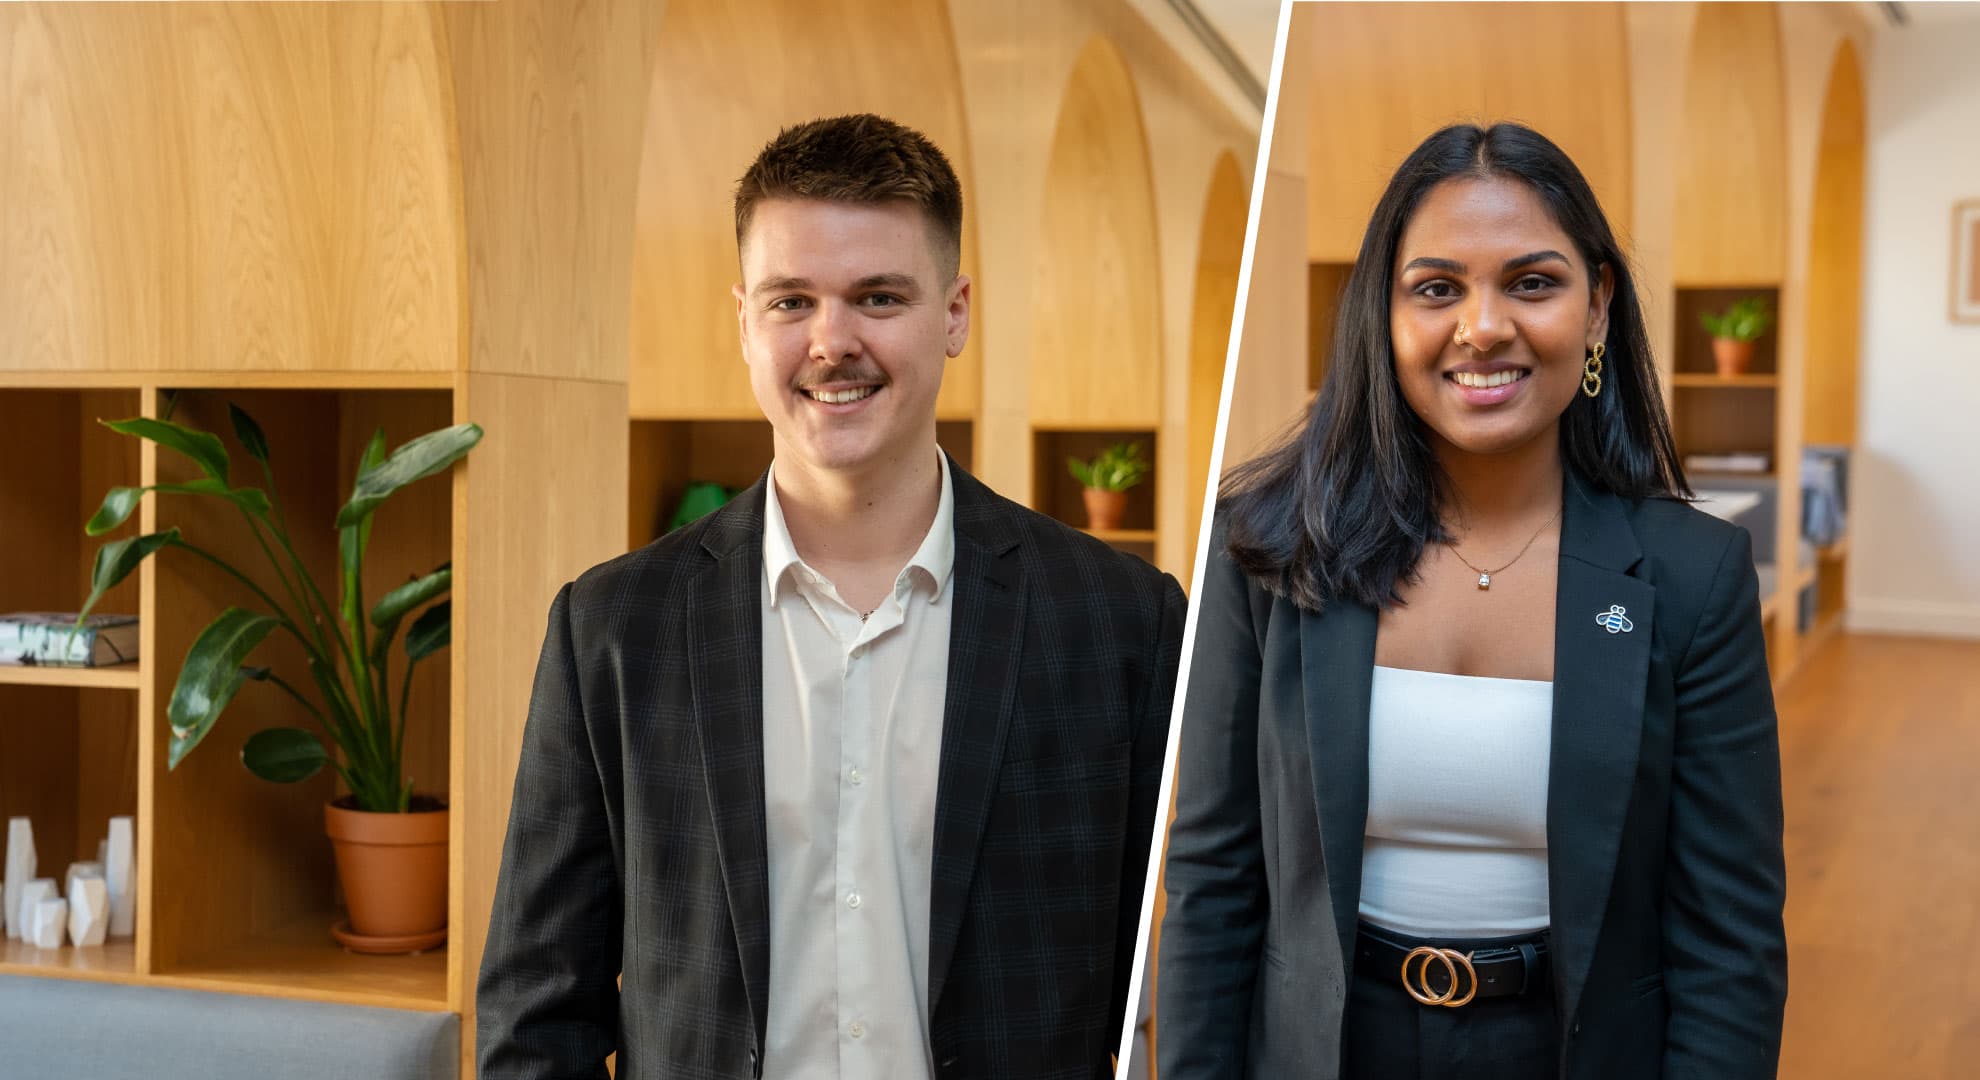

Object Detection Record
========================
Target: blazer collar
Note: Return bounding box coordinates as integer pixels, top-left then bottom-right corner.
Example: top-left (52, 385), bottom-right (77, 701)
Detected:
top-left (1306, 470), bottom-right (1653, 1032)
top-left (688, 458), bottom-right (1029, 1031)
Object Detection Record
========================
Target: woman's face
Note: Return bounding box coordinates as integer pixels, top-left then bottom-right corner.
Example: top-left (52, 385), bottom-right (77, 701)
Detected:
top-left (1388, 175), bottom-right (1613, 461)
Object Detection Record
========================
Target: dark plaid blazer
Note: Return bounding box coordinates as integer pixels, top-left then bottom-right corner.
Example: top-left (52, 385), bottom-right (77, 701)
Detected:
top-left (477, 458), bottom-right (1186, 1080)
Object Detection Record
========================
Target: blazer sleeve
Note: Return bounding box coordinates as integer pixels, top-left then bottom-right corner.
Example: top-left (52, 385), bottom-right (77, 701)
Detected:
top-left (476, 582), bottom-right (623, 1079)
top-left (1662, 527), bottom-right (1789, 1077)
top-left (1113, 571), bottom-right (1188, 1050)
top-left (1156, 528), bottom-right (1268, 1076)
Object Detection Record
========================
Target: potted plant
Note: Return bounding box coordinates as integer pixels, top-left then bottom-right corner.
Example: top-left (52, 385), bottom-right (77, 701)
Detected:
top-left (76, 402), bottom-right (482, 954)
top-left (1699, 297), bottom-right (1774, 377)
top-left (1067, 441), bottom-right (1151, 532)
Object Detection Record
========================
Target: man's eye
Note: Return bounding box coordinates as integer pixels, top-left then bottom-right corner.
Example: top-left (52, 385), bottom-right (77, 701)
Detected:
top-left (771, 297), bottom-right (809, 312)
top-left (862, 294), bottom-right (903, 308)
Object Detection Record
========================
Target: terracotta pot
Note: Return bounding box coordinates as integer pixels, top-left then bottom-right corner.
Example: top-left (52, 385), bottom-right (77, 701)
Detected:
top-left (1712, 337), bottom-right (1756, 377)
top-left (324, 796), bottom-right (448, 944)
top-left (1082, 487), bottom-right (1128, 531)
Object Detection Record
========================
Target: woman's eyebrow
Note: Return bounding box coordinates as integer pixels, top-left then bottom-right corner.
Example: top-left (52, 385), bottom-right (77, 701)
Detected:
top-left (1504, 249), bottom-right (1571, 271)
top-left (1400, 256), bottom-right (1465, 274)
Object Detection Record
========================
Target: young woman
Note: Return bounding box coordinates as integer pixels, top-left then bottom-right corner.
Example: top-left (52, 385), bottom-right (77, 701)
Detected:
top-left (1156, 124), bottom-right (1787, 1078)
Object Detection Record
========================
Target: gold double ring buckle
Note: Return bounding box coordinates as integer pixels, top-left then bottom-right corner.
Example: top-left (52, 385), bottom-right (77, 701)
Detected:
top-left (1401, 946), bottom-right (1478, 1007)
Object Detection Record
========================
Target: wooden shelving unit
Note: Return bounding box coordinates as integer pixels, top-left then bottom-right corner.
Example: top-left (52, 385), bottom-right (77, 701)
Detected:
top-left (0, 380), bottom-right (457, 1012)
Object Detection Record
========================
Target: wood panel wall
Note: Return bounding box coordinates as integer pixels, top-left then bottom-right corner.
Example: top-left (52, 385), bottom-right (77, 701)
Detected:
top-left (1303, 2), bottom-right (1635, 264)
top-left (0, 5), bottom-right (463, 375)
top-left (628, 0), bottom-right (980, 420)
top-left (1675, 2), bottom-right (1789, 286)
top-left (1028, 36), bottom-right (1164, 429)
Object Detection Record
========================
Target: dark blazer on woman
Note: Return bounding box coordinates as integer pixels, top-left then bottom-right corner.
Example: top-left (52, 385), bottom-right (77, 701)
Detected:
top-left (477, 461), bottom-right (1185, 1080)
top-left (1157, 470), bottom-right (1787, 1079)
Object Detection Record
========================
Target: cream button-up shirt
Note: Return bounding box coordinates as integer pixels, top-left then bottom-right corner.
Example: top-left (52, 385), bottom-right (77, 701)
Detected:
top-left (758, 452), bottom-right (955, 1080)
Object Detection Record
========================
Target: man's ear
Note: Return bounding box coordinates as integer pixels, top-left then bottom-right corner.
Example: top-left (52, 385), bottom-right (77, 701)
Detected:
top-left (945, 274), bottom-right (972, 358)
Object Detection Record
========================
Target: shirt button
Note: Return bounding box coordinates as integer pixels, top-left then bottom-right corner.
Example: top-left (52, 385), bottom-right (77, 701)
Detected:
top-left (848, 767), bottom-right (863, 786)
top-left (849, 1020), bottom-right (866, 1039)
top-left (846, 891), bottom-right (862, 909)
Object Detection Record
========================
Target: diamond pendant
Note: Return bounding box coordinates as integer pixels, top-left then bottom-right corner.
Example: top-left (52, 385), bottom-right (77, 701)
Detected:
top-left (1477, 573), bottom-right (1491, 590)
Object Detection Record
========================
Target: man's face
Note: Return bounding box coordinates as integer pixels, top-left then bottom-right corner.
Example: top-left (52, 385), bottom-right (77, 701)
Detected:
top-left (734, 198), bottom-right (969, 478)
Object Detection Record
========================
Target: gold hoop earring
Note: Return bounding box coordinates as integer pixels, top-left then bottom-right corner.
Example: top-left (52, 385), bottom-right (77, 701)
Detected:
top-left (1581, 342), bottom-right (1605, 398)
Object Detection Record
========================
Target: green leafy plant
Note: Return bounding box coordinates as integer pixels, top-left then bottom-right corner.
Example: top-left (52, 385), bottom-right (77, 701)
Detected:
top-left (1067, 441), bottom-right (1152, 492)
top-left (77, 403), bottom-right (483, 813)
top-left (1699, 297), bottom-right (1774, 342)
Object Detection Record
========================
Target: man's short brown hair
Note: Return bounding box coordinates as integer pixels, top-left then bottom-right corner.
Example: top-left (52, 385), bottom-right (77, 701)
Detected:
top-left (735, 114), bottom-right (964, 280)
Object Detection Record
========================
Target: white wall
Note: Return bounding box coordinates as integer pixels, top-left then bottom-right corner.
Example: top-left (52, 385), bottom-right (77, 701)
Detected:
top-left (1851, 12), bottom-right (1980, 639)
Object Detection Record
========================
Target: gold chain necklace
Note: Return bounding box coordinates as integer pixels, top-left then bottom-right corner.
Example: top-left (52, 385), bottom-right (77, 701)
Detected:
top-left (1448, 506), bottom-right (1562, 590)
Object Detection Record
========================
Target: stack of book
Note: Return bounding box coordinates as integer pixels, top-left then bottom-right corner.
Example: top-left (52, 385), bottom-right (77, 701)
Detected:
top-left (0, 613), bottom-right (139, 668)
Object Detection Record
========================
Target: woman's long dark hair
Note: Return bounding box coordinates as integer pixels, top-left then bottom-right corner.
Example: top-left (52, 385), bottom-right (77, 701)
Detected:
top-left (1223, 122), bottom-right (1688, 611)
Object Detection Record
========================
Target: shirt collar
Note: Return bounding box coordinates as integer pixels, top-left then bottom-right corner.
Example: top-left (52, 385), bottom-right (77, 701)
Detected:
top-left (762, 448), bottom-right (956, 606)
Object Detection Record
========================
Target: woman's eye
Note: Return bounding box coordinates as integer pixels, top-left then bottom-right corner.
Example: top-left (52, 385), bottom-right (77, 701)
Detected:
top-left (1511, 274), bottom-right (1558, 294)
top-left (1414, 280), bottom-right (1458, 300)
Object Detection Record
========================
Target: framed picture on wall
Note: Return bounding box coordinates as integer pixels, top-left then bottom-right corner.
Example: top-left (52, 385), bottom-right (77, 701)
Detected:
top-left (1955, 199), bottom-right (1980, 324)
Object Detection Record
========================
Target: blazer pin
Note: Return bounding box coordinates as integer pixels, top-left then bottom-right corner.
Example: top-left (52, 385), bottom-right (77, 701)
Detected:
top-left (1596, 605), bottom-right (1634, 634)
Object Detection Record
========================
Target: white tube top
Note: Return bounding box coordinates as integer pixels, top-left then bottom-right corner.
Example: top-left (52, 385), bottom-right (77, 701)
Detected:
top-left (1357, 665), bottom-right (1554, 938)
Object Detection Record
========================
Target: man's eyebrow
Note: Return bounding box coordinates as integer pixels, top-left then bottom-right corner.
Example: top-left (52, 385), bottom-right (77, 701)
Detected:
top-left (750, 275), bottom-right (812, 298)
top-left (749, 273), bottom-right (923, 298)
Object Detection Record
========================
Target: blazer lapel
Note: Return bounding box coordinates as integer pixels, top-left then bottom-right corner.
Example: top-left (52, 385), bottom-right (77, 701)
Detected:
top-left (1547, 473), bottom-right (1653, 1028)
top-left (1303, 598), bottom-right (1378, 979)
top-left (926, 465), bottom-right (1026, 1014)
top-left (686, 482), bottom-right (772, 1046)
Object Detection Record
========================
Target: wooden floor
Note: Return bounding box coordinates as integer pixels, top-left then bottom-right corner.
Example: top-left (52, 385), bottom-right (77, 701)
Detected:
top-left (1778, 632), bottom-right (1980, 1078)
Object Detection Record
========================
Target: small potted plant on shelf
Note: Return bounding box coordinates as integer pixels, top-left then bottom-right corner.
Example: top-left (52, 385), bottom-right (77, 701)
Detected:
top-left (1699, 296), bottom-right (1774, 377)
top-left (76, 402), bottom-right (482, 955)
top-left (1067, 441), bottom-right (1151, 532)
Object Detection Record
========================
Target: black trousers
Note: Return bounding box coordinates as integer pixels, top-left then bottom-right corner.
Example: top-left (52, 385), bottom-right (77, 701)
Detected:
top-left (1341, 925), bottom-right (1561, 1080)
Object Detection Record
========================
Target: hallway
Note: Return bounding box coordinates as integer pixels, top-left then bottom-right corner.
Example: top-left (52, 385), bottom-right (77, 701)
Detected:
top-left (1778, 632), bottom-right (1980, 1076)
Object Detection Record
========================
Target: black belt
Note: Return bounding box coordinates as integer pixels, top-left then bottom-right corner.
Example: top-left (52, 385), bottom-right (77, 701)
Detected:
top-left (1355, 923), bottom-right (1551, 1007)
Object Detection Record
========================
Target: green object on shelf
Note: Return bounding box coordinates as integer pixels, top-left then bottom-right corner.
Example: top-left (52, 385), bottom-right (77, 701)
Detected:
top-left (1067, 441), bottom-right (1151, 492)
top-left (77, 401), bottom-right (482, 813)
top-left (669, 481), bottom-right (735, 531)
top-left (1699, 296), bottom-right (1774, 342)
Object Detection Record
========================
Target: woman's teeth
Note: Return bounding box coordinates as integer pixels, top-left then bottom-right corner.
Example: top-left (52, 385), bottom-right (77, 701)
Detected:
top-left (1451, 369), bottom-right (1527, 389)
top-left (806, 386), bottom-right (878, 404)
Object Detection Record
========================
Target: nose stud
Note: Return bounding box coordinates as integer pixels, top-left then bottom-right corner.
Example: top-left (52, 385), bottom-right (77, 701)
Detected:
top-left (1453, 319), bottom-right (1472, 349)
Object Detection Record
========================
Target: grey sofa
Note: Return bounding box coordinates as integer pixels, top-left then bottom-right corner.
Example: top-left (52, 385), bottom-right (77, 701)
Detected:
top-left (0, 974), bottom-right (458, 1079)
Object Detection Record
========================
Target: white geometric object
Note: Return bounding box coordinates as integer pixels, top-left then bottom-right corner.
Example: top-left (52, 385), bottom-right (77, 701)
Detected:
top-left (18, 878), bottom-right (57, 944)
top-left (4, 817), bottom-right (34, 940)
top-left (65, 861), bottom-right (104, 896)
top-left (105, 816), bottom-right (135, 938)
top-left (29, 896), bottom-right (68, 949)
top-left (67, 876), bottom-right (109, 947)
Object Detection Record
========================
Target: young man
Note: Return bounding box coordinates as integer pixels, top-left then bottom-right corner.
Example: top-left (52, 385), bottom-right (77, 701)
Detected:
top-left (477, 115), bottom-right (1185, 1079)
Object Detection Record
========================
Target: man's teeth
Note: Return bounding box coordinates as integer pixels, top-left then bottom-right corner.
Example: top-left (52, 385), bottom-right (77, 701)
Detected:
top-left (1451, 369), bottom-right (1527, 389)
top-left (806, 386), bottom-right (878, 404)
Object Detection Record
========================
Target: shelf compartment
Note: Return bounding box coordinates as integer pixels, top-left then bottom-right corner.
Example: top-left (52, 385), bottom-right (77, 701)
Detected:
top-left (1033, 429), bottom-right (1157, 563)
top-left (1673, 286), bottom-right (1782, 376)
top-left (144, 387), bottom-right (454, 986)
top-left (628, 419), bottom-right (975, 551)
top-left (0, 683), bottom-right (141, 933)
